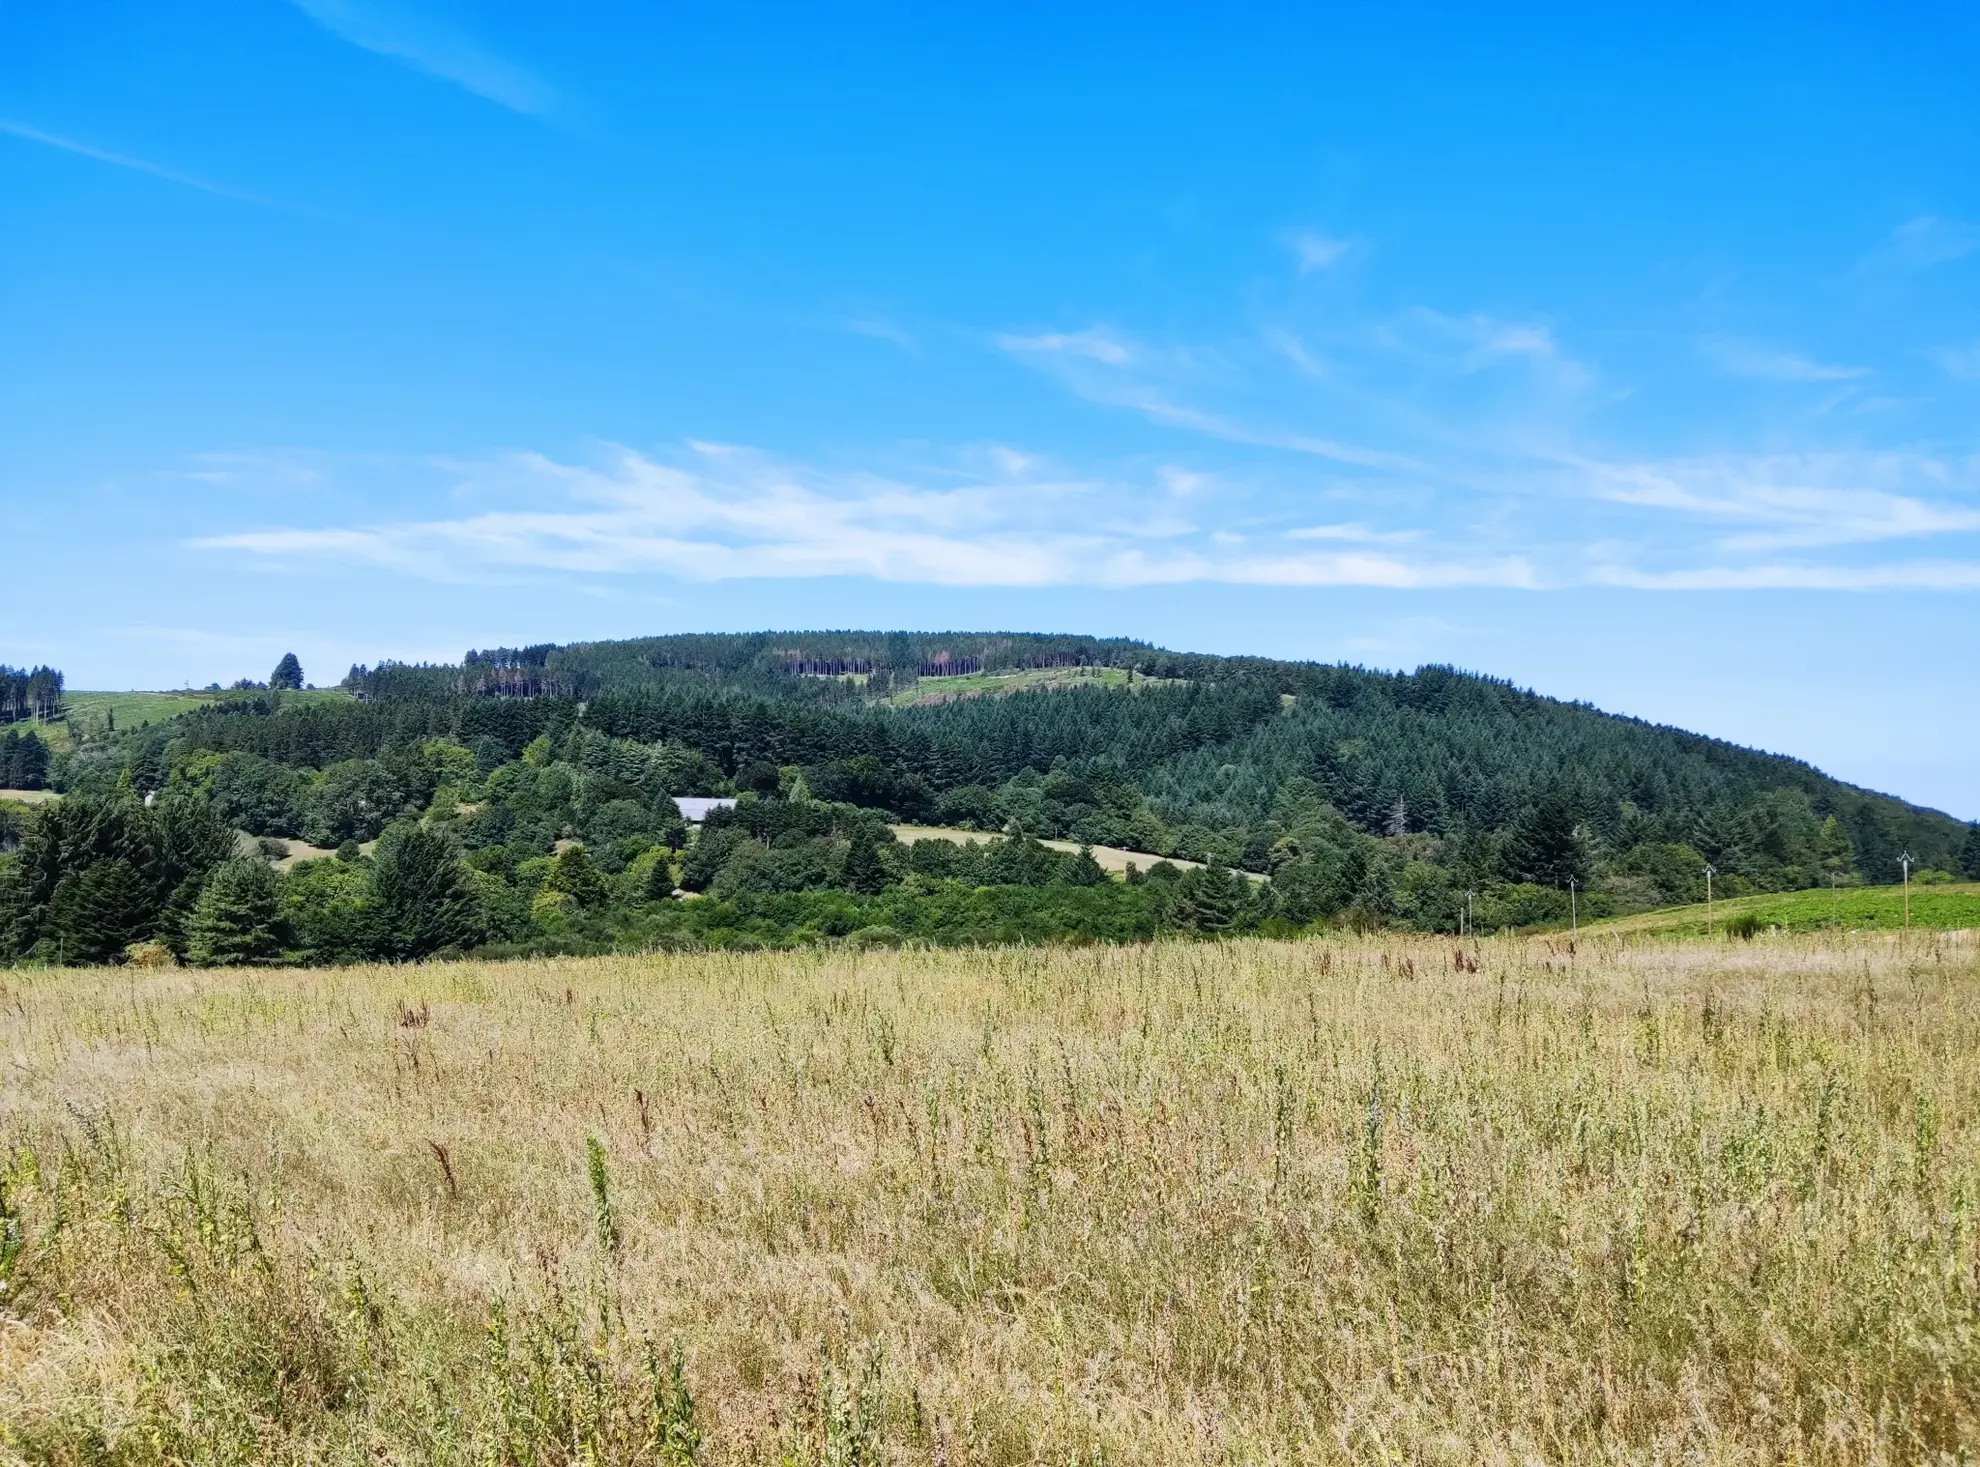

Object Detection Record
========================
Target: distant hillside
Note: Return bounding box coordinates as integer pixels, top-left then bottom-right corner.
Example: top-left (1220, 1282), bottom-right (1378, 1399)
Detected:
top-left (8, 629), bottom-right (1969, 967)
top-left (338, 629), bottom-right (1968, 885)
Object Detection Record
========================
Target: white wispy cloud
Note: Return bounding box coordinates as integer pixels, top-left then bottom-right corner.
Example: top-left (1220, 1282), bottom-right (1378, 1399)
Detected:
top-left (1572, 451), bottom-right (1980, 551)
top-left (996, 328), bottom-right (1135, 366)
top-left (1591, 561), bottom-right (1980, 591)
top-left (1702, 336), bottom-right (1871, 382)
top-left (1374, 308), bottom-right (1589, 386)
top-left (998, 325), bottom-right (1422, 471)
top-left (0, 118), bottom-right (281, 208)
top-left (189, 443), bottom-right (1537, 590)
top-left (1930, 343), bottom-right (1980, 380)
top-left (1858, 214), bottom-right (1980, 274)
top-left (160, 451), bottom-right (333, 490)
top-left (1284, 229), bottom-right (1351, 274)
top-left (841, 316), bottom-right (916, 349)
top-left (292, 0), bottom-right (557, 115)
top-left (1286, 522), bottom-right (1423, 544)
top-left (188, 436), bottom-right (1980, 596)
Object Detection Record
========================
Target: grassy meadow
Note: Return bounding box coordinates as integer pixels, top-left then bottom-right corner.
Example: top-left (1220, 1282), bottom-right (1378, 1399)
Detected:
top-left (889, 666), bottom-right (1167, 706)
top-left (2, 933), bottom-right (1978, 1464)
top-left (37, 690), bottom-right (356, 750)
top-left (1591, 881), bottom-right (1980, 939)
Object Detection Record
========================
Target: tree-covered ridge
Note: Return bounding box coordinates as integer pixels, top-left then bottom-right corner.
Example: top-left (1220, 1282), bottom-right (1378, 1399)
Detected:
top-left (345, 629), bottom-right (1197, 702)
top-left (3, 631), bottom-right (1974, 967)
top-left (341, 627), bottom-right (1963, 874)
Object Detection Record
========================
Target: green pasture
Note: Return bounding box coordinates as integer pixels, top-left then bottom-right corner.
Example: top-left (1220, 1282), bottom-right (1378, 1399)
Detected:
top-left (34, 689), bottom-right (351, 749)
top-left (1590, 880), bottom-right (1980, 937)
top-left (892, 664), bottom-right (1183, 705)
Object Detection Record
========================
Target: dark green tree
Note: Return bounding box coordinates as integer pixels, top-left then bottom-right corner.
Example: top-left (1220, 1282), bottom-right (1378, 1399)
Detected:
top-left (678, 826), bottom-right (742, 892)
top-left (839, 824), bottom-right (890, 895)
top-left (150, 791), bottom-right (240, 951)
top-left (44, 860), bottom-right (155, 964)
top-left (269, 653), bottom-right (304, 691)
top-left (1172, 862), bottom-right (1244, 934)
top-left (201, 752), bottom-right (308, 837)
top-left (186, 858), bottom-right (283, 966)
top-left (368, 823), bottom-right (480, 960)
top-left (1963, 823), bottom-right (1980, 881)
top-left (1815, 816), bottom-right (1857, 883)
top-left (736, 760), bottom-right (782, 796)
top-left (1505, 794), bottom-right (1592, 889)
top-left (304, 760), bottom-right (404, 846)
top-left (1062, 846), bottom-right (1107, 887)
top-left (0, 730), bottom-right (49, 790)
top-left (0, 792), bottom-right (185, 961)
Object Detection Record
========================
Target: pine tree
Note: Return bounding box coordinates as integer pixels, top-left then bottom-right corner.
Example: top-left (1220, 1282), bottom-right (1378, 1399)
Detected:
top-left (45, 860), bottom-right (155, 964)
top-left (1816, 816), bottom-right (1857, 883)
top-left (369, 824), bottom-right (481, 960)
top-left (840, 825), bottom-right (890, 894)
top-left (0, 730), bottom-right (49, 790)
top-left (1173, 863), bottom-right (1243, 933)
top-left (1506, 794), bottom-right (1591, 889)
top-left (270, 653), bottom-right (304, 691)
top-left (186, 859), bottom-right (283, 966)
top-left (1065, 846), bottom-right (1107, 887)
top-left (1963, 823), bottom-right (1980, 882)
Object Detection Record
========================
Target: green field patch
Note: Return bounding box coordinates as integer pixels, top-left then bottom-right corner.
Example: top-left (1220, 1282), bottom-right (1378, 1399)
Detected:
top-left (889, 823), bottom-right (1267, 881)
top-left (890, 664), bottom-right (1179, 706)
top-left (1589, 880), bottom-right (1980, 937)
top-left (52, 688), bottom-right (351, 744)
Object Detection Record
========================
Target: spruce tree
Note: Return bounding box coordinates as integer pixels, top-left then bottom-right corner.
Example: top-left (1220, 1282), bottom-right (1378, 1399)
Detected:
top-left (368, 823), bottom-right (480, 960)
top-left (840, 825), bottom-right (890, 894)
top-left (45, 860), bottom-right (155, 964)
top-left (186, 858), bottom-right (283, 966)
top-left (1816, 816), bottom-right (1857, 884)
top-left (1963, 823), bottom-right (1980, 882)
top-left (270, 653), bottom-right (304, 691)
top-left (1506, 794), bottom-right (1591, 889)
top-left (1173, 863), bottom-right (1242, 933)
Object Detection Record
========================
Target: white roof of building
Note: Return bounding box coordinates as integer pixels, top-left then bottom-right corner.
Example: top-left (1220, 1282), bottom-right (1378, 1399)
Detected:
top-left (673, 796), bottom-right (738, 823)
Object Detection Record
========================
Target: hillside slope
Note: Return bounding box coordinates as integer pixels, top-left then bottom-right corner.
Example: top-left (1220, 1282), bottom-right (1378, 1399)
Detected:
top-left (364, 629), bottom-right (1968, 882)
top-left (8, 630), bottom-right (1967, 965)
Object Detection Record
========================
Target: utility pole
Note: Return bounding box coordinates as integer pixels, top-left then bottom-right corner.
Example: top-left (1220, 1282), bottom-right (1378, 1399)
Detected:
top-left (1898, 850), bottom-right (1914, 931)
top-left (1568, 876), bottom-right (1578, 943)
top-left (1705, 864), bottom-right (1716, 930)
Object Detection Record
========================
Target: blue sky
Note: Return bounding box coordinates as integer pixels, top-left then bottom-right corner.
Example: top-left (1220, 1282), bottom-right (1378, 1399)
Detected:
top-left (3, 3), bottom-right (1978, 822)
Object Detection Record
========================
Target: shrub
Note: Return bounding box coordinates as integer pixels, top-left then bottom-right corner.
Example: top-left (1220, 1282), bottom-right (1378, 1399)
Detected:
top-left (541, 845), bottom-right (611, 908)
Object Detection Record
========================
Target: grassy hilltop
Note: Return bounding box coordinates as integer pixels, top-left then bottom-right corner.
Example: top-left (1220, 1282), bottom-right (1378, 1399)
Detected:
top-left (3, 933), bottom-right (1977, 1462)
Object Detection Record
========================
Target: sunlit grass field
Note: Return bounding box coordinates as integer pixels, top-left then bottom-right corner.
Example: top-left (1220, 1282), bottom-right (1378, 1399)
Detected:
top-left (1589, 881), bottom-right (1980, 938)
top-left (30, 690), bottom-right (354, 751)
top-left (890, 665), bottom-right (1176, 705)
top-left (3, 933), bottom-right (1977, 1463)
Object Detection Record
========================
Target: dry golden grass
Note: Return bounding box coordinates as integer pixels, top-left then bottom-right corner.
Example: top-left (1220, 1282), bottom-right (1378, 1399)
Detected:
top-left (2, 932), bottom-right (1977, 1464)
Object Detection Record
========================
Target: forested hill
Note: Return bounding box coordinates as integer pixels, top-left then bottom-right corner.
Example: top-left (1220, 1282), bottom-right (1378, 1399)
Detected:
top-left (8, 630), bottom-right (1972, 967)
top-left (328, 629), bottom-right (1964, 871)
